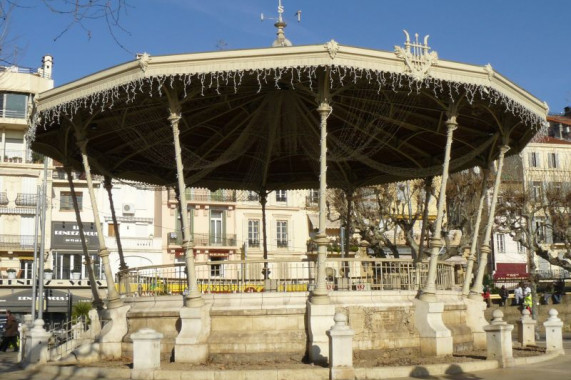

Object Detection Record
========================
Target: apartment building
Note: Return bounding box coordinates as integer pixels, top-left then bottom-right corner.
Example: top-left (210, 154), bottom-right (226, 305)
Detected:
top-left (0, 57), bottom-right (53, 291)
top-left (493, 107), bottom-right (571, 282)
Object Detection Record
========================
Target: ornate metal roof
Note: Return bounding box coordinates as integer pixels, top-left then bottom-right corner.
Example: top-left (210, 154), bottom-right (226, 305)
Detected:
top-left (28, 39), bottom-right (548, 191)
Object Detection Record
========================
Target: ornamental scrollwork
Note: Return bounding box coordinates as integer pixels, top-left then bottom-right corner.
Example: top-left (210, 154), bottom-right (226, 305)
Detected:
top-left (394, 30), bottom-right (438, 81)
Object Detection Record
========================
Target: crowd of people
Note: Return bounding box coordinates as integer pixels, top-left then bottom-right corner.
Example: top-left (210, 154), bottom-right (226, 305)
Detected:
top-left (486, 279), bottom-right (566, 311)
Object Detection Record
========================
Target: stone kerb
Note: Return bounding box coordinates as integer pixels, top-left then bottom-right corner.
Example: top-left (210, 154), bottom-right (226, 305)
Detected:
top-left (543, 309), bottom-right (564, 355)
top-left (483, 309), bottom-right (514, 368)
top-left (327, 312), bottom-right (355, 380)
top-left (131, 328), bottom-right (163, 378)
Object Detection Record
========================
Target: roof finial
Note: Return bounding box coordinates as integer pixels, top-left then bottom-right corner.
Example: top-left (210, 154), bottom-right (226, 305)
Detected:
top-left (261, 0), bottom-right (301, 47)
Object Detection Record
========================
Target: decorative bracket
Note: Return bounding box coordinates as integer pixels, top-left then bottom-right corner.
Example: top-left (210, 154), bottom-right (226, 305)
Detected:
top-left (394, 30), bottom-right (438, 81)
top-left (136, 52), bottom-right (151, 73)
top-left (325, 40), bottom-right (340, 59)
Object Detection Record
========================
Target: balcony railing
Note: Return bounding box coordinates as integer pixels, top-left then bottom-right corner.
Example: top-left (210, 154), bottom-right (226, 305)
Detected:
top-left (105, 236), bottom-right (161, 250)
top-left (0, 234), bottom-right (37, 250)
top-left (52, 167), bottom-right (85, 180)
top-left (117, 258), bottom-right (458, 296)
top-left (168, 189), bottom-right (237, 203)
top-left (168, 232), bottom-right (237, 247)
top-left (15, 193), bottom-right (37, 207)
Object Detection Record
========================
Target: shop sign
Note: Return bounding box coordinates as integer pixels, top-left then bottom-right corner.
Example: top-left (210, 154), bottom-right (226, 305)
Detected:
top-left (51, 221), bottom-right (100, 250)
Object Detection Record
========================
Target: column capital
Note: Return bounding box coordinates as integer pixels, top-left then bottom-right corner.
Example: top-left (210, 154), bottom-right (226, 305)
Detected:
top-left (98, 248), bottom-right (110, 258)
top-left (499, 144), bottom-right (510, 155)
top-left (429, 237), bottom-right (443, 249)
top-left (317, 101), bottom-right (332, 116)
top-left (168, 112), bottom-right (181, 124)
top-left (480, 244), bottom-right (492, 255)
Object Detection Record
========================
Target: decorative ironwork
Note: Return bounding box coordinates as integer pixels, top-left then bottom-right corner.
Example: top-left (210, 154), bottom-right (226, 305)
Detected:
top-left (394, 30), bottom-right (438, 81)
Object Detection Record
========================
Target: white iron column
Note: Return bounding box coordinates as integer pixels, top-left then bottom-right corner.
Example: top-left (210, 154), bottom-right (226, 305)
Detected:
top-left (462, 168), bottom-right (489, 296)
top-left (77, 138), bottom-right (122, 309)
top-left (420, 109), bottom-right (458, 301)
top-left (169, 110), bottom-right (203, 307)
top-left (311, 101), bottom-right (332, 305)
top-left (470, 145), bottom-right (510, 298)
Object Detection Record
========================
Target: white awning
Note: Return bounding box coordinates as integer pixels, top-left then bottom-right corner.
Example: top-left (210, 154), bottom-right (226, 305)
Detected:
top-left (307, 214), bottom-right (340, 230)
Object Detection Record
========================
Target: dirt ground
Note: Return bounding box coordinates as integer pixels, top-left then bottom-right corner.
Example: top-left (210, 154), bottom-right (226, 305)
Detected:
top-left (72, 345), bottom-right (545, 371)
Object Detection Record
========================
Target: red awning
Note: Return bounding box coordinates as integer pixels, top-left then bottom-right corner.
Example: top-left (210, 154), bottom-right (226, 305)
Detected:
top-left (493, 263), bottom-right (528, 280)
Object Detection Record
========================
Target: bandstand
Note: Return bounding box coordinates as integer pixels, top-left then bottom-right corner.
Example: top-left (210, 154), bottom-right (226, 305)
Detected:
top-left (26, 5), bottom-right (547, 366)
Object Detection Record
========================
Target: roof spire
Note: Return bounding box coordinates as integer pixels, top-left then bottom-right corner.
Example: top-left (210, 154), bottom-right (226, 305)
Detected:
top-left (261, 0), bottom-right (301, 47)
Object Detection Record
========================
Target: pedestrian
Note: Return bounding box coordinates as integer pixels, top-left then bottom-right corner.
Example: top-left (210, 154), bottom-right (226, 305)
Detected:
top-left (514, 282), bottom-right (523, 305)
top-left (523, 293), bottom-right (533, 313)
top-left (524, 282), bottom-right (532, 297)
top-left (0, 310), bottom-right (18, 352)
top-left (499, 285), bottom-right (509, 306)
top-left (482, 287), bottom-right (491, 308)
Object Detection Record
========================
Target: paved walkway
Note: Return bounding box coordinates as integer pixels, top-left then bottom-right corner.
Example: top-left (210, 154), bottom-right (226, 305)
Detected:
top-left (1, 342), bottom-right (570, 380)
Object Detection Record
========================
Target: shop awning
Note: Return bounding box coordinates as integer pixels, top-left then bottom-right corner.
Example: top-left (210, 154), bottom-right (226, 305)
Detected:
top-left (493, 263), bottom-right (529, 280)
top-left (0, 289), bottom-right (90, 314)
top-left (307, 214), bottom-right (340, 230)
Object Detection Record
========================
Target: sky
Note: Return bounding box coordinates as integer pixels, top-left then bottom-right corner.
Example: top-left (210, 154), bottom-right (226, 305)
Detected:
top-left (5, 0), bottom-right (571, 114)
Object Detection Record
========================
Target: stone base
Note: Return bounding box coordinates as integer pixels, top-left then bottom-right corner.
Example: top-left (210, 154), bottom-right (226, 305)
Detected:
top-left (98, 305), bottom-right (130, 360)
top-left (330, 366), bottom-right (355, 380)
top-left (22, 319), bottom-right (51, 366)
top-left (175, 303), bottom-right (212, 363)
top-left (307, 301), bottom-right (335, 365)
top-left (464, 297), bottom-right (487, 349)
top-left (413, 299), bottom-right (453, 357)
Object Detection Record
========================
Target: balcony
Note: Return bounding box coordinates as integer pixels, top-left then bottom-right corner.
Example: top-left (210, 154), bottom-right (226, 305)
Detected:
top-left (168, 189), bottom-right (237, 203)
top-left (105, 236), bottom-right (162, 250)
top-left (0, 192), bottom-right (8, 205)
top-left (15, 193), bottom-right (37, 207)
top-left (0, 234), bottom-right (37, 250)
top-left (168, 232), bottom-right (237, 247)
top-left (1, 150), bottom-right (43, 164)
top-left (52, 167), bottom-right (85, 180)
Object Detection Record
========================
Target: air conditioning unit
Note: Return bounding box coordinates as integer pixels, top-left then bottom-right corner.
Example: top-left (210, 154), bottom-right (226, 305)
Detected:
top-left (122, 203), bottom-right (135, 215)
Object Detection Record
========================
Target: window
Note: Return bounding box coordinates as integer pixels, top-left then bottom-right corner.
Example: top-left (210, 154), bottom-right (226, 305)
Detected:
top-left (210, 210), bottom-right (224, 245)
top-left (0, 92), bottom-right (28, 118)
top-left (517, 241), bottom-right (526, 255)
top-left (531, 182), bottom-right (542, 201)
top-left (52, 252), bottom-right (103, 280)
top-left (275, 190), bottom-right (287, 202)
top-left (247, 191), bottom-right (259, 201)
top-left (528, 152), bottom-right (540, 168)
top-left (107, 223), bottom-right (119, 237)
top-left (60, 191), bottom-right (82, 211)
top-left (210, 257), bottom-right (223, 277)
top-left (496, 234), bottom-right (505, 253)
top-left (276, 220), bottom-right (288, 247)
top-left (248, 220), bottom-right (260, 247)
top-left (308, 189), bottom-right (319, 204)
top-left (547, 153), bottom-right (558, 169)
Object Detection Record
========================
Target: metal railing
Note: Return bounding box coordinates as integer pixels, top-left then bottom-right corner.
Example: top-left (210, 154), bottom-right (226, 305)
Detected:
top-left (47, 317), bottom-right (91, 358)
top-left (117, 258), bottom-right (458, 296)
top-left (0, 234), bottom-right (36, 250)
top-left (168, 188), bottom-right (237, 203)
top-left (15, 193), bottom-right (37, 207)
top-left (168, 232), bottom-right (237, 247)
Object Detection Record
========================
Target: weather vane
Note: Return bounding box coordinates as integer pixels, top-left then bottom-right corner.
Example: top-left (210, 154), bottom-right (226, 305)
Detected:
top-left (261, 0), bottom-right (301, 47)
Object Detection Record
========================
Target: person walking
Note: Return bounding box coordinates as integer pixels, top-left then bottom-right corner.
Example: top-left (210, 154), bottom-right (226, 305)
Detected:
top-left (0, 310), bottom-right (18, 352)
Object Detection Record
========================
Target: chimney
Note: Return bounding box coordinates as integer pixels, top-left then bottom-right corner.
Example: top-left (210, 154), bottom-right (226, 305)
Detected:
top-left (564, 106), bottom-right (571, 117)
top-left (41, 55), bottom-right (53, 79)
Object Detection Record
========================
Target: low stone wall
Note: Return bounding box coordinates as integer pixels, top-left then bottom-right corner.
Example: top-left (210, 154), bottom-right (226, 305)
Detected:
top-left (484, 295), bottom-right (571, 333)
top-left (121, 290), bottom-right (477, 361)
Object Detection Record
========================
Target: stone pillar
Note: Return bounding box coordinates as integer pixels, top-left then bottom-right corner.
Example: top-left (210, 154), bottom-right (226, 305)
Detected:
top-left (22, 319), bottom-right (52, 366)
top-left (98, 305), bottom-right (130, 359)
top-left (421, 108), bottom-right (457, 301)
top-left (463, 298), bottom-right (487, 349)
top-left (543, 309), bottom-right (564, 355)
top-left (470, 145), bottom-right (509, 298)
top-left (483, 309), bottom-right (514, 368)
top-left (327, 313), bottom-right (355, 380)
top-left (307, 300), bottom-right (336, 365)
top-left (175, 303), bottom-right (212, 363)
top-left (517, 309), bottom-right (536, 347)
top-left (413, 299), bottom-right (453, 356)
top-left (131, 328), bottom-right (163, 374)
top-left (18, 314), bottom-right (33, 362)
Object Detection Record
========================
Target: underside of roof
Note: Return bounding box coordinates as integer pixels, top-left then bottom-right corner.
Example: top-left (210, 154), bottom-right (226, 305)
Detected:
top-left (28, 43), bottom-right (548, 191)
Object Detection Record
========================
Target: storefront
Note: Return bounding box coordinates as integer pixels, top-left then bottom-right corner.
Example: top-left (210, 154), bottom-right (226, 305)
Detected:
top-left (51, 221), bottom-right (103, 280)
